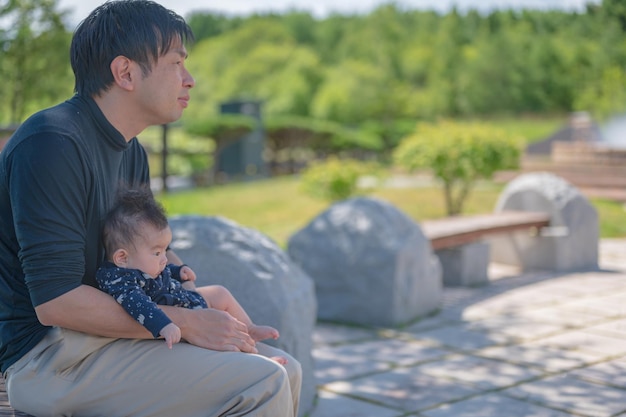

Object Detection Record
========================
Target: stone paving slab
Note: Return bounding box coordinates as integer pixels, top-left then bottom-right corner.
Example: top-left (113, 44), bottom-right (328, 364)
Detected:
top-left (416, 354), bottom-right (543, 390)
top-left (501, 374), bottom-right (626, 417)
top-left (568, 357), bottom-right (626, 388)
top-left (437, 272), bottom-right (567, 321)
top-left (476, 343), bottom-right (605, 373)
top-left (584, 317), bottom-right (626, 339)
top-left (310, 241), bottom-right (626, 417)
top-left (561, 290), bottom-right (626, 319)
top-left (314, 338), bottom-right (450, 384)
top-left (403, 322), bottom-right (509, 351)
top-left (323, 368), bottom-right (483, 413)
top-left (466, 314), bottom-right (567, 342)
top-left (309, 391), bottom-right (403, 417)
top-left (516, 304), bottom-right (609, 328)
top-left (530, 329), bottom-right (626, 357)
top-left (421, 393), bottom-right (573, 417)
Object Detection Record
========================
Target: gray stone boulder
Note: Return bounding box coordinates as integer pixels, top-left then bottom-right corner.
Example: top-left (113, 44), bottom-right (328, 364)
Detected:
top-left (287, 197), bottom-right (442, 327)
top-left (490, 172), bottom-right (599, 272)
top-left (168, 215), bottom-right (317, 417)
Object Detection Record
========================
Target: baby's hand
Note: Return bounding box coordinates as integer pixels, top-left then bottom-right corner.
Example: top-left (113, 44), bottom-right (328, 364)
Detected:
top-left (160, 323), bottom-right (181, 349)
top-left (179, 265), bottom-right (197, 282)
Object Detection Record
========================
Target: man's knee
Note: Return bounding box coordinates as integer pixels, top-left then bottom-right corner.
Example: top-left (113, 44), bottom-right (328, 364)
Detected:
top-left (283, 355), bottom-right (302, 383)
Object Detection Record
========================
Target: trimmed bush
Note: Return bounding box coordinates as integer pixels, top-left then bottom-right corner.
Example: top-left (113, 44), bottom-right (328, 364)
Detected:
top-left (300, 156), bottom-right (381, 202)
top-left (394, 120), bottom-right (521, 215)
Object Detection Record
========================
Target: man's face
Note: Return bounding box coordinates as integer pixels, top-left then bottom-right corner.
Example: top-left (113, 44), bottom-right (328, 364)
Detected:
top-left (134, 39), bottom-right (195, 126)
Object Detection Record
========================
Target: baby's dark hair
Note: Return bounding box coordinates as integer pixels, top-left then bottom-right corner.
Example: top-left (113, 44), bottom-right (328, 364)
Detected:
top-left (102, 186), bottom-right (169, 257)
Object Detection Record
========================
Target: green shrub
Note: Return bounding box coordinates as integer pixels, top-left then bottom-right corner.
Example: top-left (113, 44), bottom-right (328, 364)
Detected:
top-left (300, 157), bottom-right (381, 202)
top-left (394, 120), bottom-right (521, 215)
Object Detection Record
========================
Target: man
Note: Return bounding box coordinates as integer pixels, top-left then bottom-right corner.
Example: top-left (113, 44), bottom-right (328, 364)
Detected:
top-left (0, 1), bottom-right (301, 416)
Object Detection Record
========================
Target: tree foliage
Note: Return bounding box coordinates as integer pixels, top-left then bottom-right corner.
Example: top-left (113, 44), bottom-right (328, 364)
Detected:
top-left (2, 0), bottom-right (625, 129)
top-left (183, 0), bottom-right (624, 124)
top-left (393, 121), bottom-right (521, 215)
top-left (182, 20), bottom-right (322, 121)
top-left (0, 0), bottom-right (72, 123)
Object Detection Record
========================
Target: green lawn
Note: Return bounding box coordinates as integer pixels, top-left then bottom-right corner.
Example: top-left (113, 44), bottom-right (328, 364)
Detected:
top-left (157, 176), bottom-right (328, 248)
top-left (156, 174), bottom-right (626, 248)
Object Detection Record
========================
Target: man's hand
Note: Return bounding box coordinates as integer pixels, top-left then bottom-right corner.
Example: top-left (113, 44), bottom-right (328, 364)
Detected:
top-left (164, 306), bottom-right (257, 354)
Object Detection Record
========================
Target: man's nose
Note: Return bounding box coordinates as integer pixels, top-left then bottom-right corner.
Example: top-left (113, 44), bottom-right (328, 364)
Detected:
top-left (183, 67), bottom-right (195, 88)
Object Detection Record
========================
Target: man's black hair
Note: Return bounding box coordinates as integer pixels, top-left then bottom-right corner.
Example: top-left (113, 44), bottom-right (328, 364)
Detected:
top-left (71, 0), bottom-right (194, 97)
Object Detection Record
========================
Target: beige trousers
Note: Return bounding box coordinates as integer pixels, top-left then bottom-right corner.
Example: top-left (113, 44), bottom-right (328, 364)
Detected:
top-left (5, 327), bottom-right (301, 417)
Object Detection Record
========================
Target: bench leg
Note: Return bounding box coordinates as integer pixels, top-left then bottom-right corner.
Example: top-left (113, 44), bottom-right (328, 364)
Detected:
top-left (435, 241), bottom-right (490, 287)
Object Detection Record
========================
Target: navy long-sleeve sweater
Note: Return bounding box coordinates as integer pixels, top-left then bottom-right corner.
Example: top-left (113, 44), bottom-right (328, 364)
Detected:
top-left (0, 95), bottom-right (149, 373)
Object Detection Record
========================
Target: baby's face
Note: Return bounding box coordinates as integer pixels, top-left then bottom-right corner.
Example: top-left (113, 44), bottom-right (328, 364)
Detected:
top-left (126, 225), bottom-right (172, 278)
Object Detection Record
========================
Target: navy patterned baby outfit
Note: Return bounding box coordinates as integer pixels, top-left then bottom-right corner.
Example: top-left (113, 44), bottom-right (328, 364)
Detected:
top-left (96, 261), bottom-right (208, 338)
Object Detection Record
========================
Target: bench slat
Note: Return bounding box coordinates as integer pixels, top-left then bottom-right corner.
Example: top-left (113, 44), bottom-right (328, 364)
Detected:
top-left (0, 377), bottom-right (33, 417)
top-left (422, 210), bottom-right (550, 251)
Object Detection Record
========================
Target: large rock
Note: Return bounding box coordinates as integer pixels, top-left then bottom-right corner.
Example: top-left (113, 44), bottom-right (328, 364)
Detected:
top-left (287, 197), bottom-right (442, 327)
top-left (490, 172), bottom-right (599, 272)
top-left (168, 215), bottom-right (317, 417)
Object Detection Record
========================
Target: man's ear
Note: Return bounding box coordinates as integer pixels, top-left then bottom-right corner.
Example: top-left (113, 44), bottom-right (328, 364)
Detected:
top-left (110, 56), bottom-right (137, 91)
top-left (111, 248), bottom-right (130, 267)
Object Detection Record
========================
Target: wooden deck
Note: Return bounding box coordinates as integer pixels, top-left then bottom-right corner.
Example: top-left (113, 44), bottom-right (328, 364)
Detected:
top-left (421, 210), bottom-right (551, 251)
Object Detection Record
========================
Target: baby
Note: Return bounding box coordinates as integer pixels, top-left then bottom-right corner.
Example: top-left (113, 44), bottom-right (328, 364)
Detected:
top-left (96, 187), bottom-right (285, 363)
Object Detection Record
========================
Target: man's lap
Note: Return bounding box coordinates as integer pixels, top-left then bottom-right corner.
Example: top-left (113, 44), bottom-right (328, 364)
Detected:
top-left (6, 328), bottom-right (298, 417)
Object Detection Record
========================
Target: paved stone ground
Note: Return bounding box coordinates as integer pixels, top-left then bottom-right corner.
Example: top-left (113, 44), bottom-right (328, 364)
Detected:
top-left (309, 239), bottom-right (626, 417)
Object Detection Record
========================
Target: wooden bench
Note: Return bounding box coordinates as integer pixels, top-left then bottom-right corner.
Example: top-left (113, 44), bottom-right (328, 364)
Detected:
top-left (421, 210), bottom-right (551, 251)
top-left (0, 376), bottom-right (32, 417)
top-left (420, 210), bottom-right (551, 286)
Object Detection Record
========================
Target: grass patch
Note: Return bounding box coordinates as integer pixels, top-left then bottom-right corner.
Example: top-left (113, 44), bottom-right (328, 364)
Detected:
top-left (593, 198), bottom-right (626, 238)
top-left (156, 174), bottom-right (625, 248)
top-left (157, 176), bottom-right (328, 247)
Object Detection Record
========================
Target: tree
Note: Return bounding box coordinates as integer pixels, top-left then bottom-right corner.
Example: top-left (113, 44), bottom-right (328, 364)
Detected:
top-left (280, 10), bottom-right (317, 46)
top-left (187, 12), bottom-right (244, 42)
top-left (173, 5), bottom-right (625, 135)
top-left (332, 4), bottom-right (409, 79)
top-left (310, 59), bottom-right (405, 125)
top-left (393, 121), bottom-right (521, 216)
top-left (183, 19), bottom-right (322, 121)
top-left (0, 0), bottom-right (72, 123)
top-left (601, 0), bottom-right (626, 31)
top-left (575, 65), bottom-right (626, 119)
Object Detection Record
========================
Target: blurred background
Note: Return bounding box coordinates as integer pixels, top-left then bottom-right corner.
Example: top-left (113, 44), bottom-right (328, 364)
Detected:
top-left (2, 0), bottom-right (625, 245)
